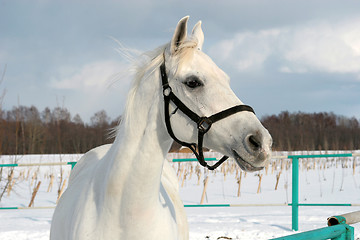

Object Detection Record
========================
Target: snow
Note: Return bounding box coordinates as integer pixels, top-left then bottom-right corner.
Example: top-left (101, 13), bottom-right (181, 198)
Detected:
top-left (0, 151), bottom-right (359, 239)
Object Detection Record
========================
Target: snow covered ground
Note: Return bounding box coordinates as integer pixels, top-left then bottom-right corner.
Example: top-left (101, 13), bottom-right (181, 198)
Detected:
top-left (0, 151), bottom-right (359, 239)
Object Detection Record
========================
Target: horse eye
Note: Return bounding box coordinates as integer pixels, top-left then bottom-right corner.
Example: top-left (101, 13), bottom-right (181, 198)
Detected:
top-left (184, 76), bottom-right (203, 89)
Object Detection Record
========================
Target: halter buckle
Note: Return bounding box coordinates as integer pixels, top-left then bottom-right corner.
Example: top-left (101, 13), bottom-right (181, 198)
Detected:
top-left (198, 117), bottom-right (212, 133)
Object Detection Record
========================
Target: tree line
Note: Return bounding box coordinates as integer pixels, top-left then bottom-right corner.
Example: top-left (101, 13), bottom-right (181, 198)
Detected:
top-left (0, 106), bottom-right (359, 155)
top-left (0, 106), bottom-right (119, 155)
top-left (262, 111), bottom-right (360, 151)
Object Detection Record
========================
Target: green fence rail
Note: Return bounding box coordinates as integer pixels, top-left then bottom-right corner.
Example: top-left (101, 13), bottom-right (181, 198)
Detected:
top-left (172, 158), bottom-right (216, 162)
top-left (270, 210), bottom-right (360, 240)
top-left (0, 162), bottom-right (77, 169)
top-left (270, 224), bottom-right (354, 240)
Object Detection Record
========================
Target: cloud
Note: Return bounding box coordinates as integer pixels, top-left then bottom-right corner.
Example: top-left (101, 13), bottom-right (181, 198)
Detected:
top-left (47, 59), bottom-right (135, 121)
top-left (283, 20), bottom-right (360, 73)
top-left (209, 18), bottom-right (360, 76)
top-left (50, 60), bottom-right (131, 91)
top-left (210, 29), bottom-right (281, 72)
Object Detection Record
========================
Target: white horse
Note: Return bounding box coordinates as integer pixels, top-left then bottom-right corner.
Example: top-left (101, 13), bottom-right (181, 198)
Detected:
top-left (50, 16), bottom-right (272, 240)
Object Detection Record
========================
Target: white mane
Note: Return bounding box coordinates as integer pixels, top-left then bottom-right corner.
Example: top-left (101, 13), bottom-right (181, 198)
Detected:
top-left (115, 37), bottom-right (199, 137)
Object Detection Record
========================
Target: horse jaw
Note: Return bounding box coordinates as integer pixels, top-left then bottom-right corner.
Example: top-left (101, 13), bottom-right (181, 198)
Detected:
top-left (208, 112), bottom-right (273, 172)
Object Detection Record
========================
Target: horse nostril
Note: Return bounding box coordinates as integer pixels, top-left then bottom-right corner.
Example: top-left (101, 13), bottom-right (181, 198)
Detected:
top-left (248, 135), bottom-right (261, 152)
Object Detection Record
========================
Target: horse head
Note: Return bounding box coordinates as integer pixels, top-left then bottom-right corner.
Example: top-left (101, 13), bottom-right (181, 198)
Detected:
top-left (162, 16), bottom-right (272, 172)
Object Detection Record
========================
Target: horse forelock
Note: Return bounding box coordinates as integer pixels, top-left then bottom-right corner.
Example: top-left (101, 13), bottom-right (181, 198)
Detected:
top-left (172, 38), bottom-right (199, 71)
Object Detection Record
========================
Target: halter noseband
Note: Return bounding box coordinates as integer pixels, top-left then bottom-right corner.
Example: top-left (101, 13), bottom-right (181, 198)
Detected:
top-left (160, 60), bottom-right (255, 170)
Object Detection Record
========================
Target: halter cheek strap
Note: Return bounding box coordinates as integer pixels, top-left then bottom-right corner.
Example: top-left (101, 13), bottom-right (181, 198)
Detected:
top-left (160, 61), bottom-right (255, 170)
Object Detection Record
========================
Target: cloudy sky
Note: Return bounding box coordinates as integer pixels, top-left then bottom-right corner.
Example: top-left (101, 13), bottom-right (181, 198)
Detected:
top-left (1, 0), bottom-right (360, 122)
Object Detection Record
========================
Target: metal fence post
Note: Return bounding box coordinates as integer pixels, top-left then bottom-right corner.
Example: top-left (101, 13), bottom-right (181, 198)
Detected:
top-left (292, 156), bottom-right (299, 231)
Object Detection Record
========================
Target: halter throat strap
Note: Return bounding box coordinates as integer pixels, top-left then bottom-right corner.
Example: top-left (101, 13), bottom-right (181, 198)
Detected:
top-left (160, 61), bottom-right (255, 170)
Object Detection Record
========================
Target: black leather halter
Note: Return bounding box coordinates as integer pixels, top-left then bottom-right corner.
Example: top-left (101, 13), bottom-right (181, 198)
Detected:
top-left (160, 60), bottom-right (255, 170)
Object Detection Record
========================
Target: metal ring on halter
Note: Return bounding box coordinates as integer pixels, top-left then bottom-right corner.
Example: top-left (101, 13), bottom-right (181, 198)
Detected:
top-left (163, 85), bottom-right (172, 97)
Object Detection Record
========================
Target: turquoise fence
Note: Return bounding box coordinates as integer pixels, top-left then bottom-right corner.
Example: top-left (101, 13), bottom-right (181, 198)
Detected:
top-left (174, 154), bottom-right (360, 232)
top-left (172, 158), bottom-right (217, 162)
top-left (0, 161), bottom-right (77, 169)
top-left (270, 210), bottom-right (360, 240)
top-left (1, 154), bottom-right (360, 233)
top-left (288, 153), bottom-right (359, 231)
top-left (271, 223), bottom-right (354, 240)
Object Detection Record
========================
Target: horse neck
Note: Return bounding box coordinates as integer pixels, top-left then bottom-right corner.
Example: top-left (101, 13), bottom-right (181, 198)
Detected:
top-left (104, 69), bottom-right (173, 207)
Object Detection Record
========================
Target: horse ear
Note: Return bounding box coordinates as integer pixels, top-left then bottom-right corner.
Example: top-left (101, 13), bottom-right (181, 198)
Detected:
top-left (192, 21), bottom-right (204, 50)
top-left (170, 16), bottom-right (189, 55)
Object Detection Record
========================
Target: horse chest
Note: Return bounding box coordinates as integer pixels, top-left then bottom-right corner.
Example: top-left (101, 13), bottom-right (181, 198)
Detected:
top-left (118, 206), bottom-right (178, 239)
top-left (74, 182), bottom-right (176, 239)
